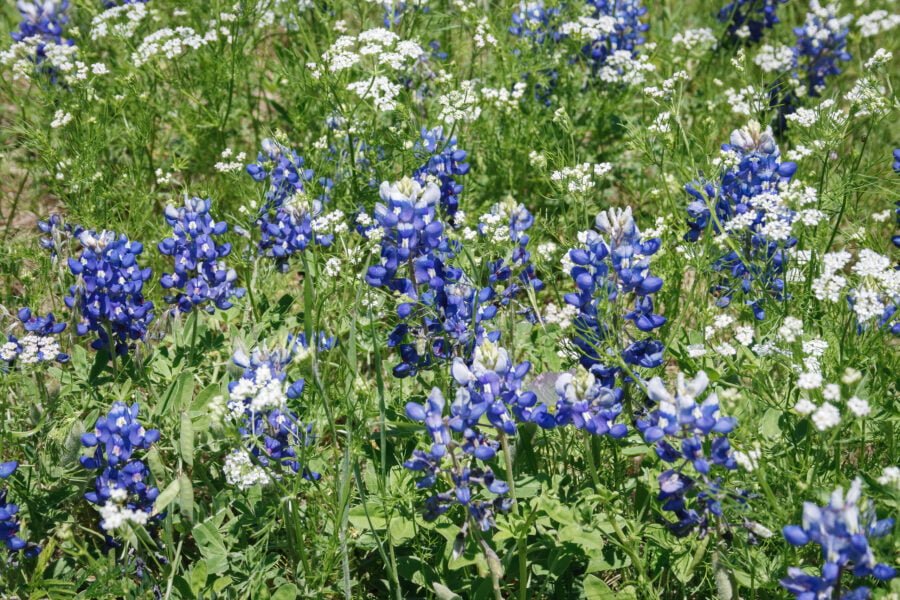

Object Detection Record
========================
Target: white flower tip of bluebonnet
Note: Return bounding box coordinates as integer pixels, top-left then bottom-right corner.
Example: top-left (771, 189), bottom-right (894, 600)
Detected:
top-left (729, 120), bottom-right (776, 155)
top-left (645, 376), bottom-right (672, 404)
top-left (451, 358), bottom-right (473, 385)
top-left (680, 370), bottom-right (709, 399)
top-left (594, 206), bottom-right (635, 240)
top-left (379, 177), bottom-right (440, 206)
top-left (472, 341), bottom-right (509, 375)
top-left (78, 230), bottom-right (115, 251)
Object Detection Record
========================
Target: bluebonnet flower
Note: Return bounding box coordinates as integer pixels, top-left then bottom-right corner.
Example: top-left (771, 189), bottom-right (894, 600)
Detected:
top-left (1, 307), bottom-right (68, 366)
top-left (636, 371), bottom-right (741, 537)
top-left (792, 2), bottom-right (851, 99)
top-left (718, 0), bottom-right (786, 44)
top-left (365, 177), bottom-right (495, 376)
top-left (80, 403), bottom-right (161, 537)
top-left (0, 461), bottom-right (39, 557)
top-left (413, 127), bottom-right (470, 223)
top-left (478, 198), bottom-right (544, 322)
top-left (564, 206), bottom-right (666, 386)
top-left (247, 139), bottom-right (335, 271)
top-left (404, 387), bottom-right (513, 532)
top-left (223, 342), bottom-right (320, 489)
top-left (37, 214), bottom-right (81, 257)
top-left (11, 1), bottom-right (74, 81)
top-left (781, 478), bottom-right (896, 599)
top-left (509, 1), bottom-right (562, 45)
top-left (893, 149), bottom-right (900, 175)
top-left (581, 0), bottom-right (649, 74)
top-left (450, 341), bottom-right (537, 434)
top-left (684, 122), bottom-right (799, 319)
top-left (65, 230), bottom-right (154, 356)
top-left (158, 197), bottom-right (245, 314)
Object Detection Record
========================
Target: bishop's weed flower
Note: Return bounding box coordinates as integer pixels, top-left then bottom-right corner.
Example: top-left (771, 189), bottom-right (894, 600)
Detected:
top-left (80, 403), bottom-right (161, 538)
top-left (158, 196), bottom-right (245, 314)
top-left (780, 478), bottom-right (896, 599)
top-left (65, 230), bottom-right (154, 356)
top-left (1, 308), bottom-right (68, 366)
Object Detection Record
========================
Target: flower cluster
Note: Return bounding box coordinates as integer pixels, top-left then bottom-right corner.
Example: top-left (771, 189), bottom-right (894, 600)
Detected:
top-left (1, 308), bottom-right (68, 366)
top-left (718, 0), bottom-right (786, 44)
top-left (65, 230), bottom-right (154, 356)
top-left (529, 365), bottom-right (628, 437)
top-left (403, 386), bottom-right (513, 532)
top-left (564, 206), bottom-right (666, 388)
top-left (684, 121), bottom-right (800, 319)
top-left (80, 403), bottom-right (161, 537)
top-left (636, 372), bottom-right (740, 537)
top-left (1, 461), bottom-right (38, 557)
top-left (580, 0), bottom-right (649, 78)
top-left (10, 1), bottom-right (73, 71)
top-left (223, 341), bottom-right (321, 490)
top-left (158, 197), bottom-right (245, 314)
top-left (364, 176), bottom-right (496, 377)
top-left (476, 197), bottom-right (544, 321)
top-left (781, 479), bottom-right (896, 598)
top-left (509, 1), bottom-right (562, 46)
top-left (247, 139), bottom-right (335, 271)
top-left (792, 2), bottom-right (851, 98)
top-left (413, 126), bottom-right (470, 224)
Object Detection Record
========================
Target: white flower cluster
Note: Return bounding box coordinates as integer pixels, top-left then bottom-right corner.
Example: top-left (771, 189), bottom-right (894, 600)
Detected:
top-left (671, 28), bottom-right (717, 53)
top-left (844, 77), bottom-right (890, 118)
top-left (314, 28), bottom-right (423, 75)
top-left (0, 39), bottom-right (108, 84)
top-left (51, 110), bottom-right (73, 129)
top-left (864, 48), bottom-right (893, 70)
top-left (550, 162), bottom-right (612, 194)
top-left (474, 17), bottom-right (497, 48)
top-left (133, 21), bottom-right (232, 67)
top-left (559, 16), bottom-right (616, 41)
top-left (543, 302), bottom-right (579, 329)
top-left (724, 85), bottom-right (768, 116)
top-left (733, 443), bottom-right (761, 472)
top-left (223, 449), bottom-right (272, 490)
top-left (11, 334), bottom-right (62, 365)
top-left (856, 10), bottom-right (900, 37)
top-left (753, 44), bottom-right (795, 73)
top-left (91, 2), bottom-right (149, 40)
top-left (793, 366), bottom-right (869, 431)
top-left (813, 249), bottom-right (899, 324)
top-left (877, 466), bottom-right (900, 489)
top-left (311, 209), bottom-right (349, 238)
top-left (642, 70), bottom-right (689, 99)
top-left (438, 80), bottom-right (481, 124)
top-left (648, 111), bottom-right (671, 134)
top-left (596, 51), bottom-right (656, 86)
top-left (228, 363), bottom-right (287, 416)
top-left (480, 82), bottom-right (527, 112)
top-left (99, 488), bottom-right (151, 531)
top-left (214, 148), bottom-right (247, 173)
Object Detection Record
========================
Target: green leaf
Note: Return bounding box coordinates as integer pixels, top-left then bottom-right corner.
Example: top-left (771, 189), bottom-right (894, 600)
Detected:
top-left (193, 521), bottom-right (229, 574)
top-left (583, 575), bottom-right (616, 599)
top-left (271, 583), bottom-right (299, 600)
top-left (190, 559), bottom-right (208, 596)
top-left (178, 473), bottom-right (194, 520)
top-left (153, 478), bottom-right (180, 516)
top-left (760, 407), bottom-right (782, 440)
top-left (180, 411), bottom-right (194, 468)
top-left (432, 582), bottom-right (462, 600)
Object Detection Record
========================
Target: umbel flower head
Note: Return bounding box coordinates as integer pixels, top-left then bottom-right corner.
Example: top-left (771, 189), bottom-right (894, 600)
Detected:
top-left (158, 196), bottom-right (245, 314)
top-left (65, 230), bottom-right (154, 356)
top-left (80, 403), bottom-right (161, 539)
top-left (636, 371), bottom-right (741, 537)
top-left (1, 307), bottom-right (68, 366)
top-left (781, 478), bottom-right (895, 599)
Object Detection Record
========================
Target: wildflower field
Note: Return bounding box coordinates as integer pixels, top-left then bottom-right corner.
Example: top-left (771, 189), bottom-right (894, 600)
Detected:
top-left (0, 0), bottom-right (899, 598)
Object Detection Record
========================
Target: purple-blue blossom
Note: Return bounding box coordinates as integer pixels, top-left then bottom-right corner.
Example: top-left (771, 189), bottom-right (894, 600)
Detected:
top-left (158, 197), bottom-right (245, 314)
top-left (781, 478), bottom-right (895, 599)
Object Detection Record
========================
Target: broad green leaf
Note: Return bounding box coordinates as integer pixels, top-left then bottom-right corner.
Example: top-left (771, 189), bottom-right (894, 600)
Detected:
top-left (432, 582), bottom-right (462, 600)
top-left (271, 583), bottom-right (299, 600)
top-left (153, 478), bottom-right (180, 516)
top-left (180, 411), bottom-right (194, 468)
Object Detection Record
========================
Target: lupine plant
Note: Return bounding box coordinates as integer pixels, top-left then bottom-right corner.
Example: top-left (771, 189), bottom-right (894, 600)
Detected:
top-left (0, 0), bottom-right (897, 598)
